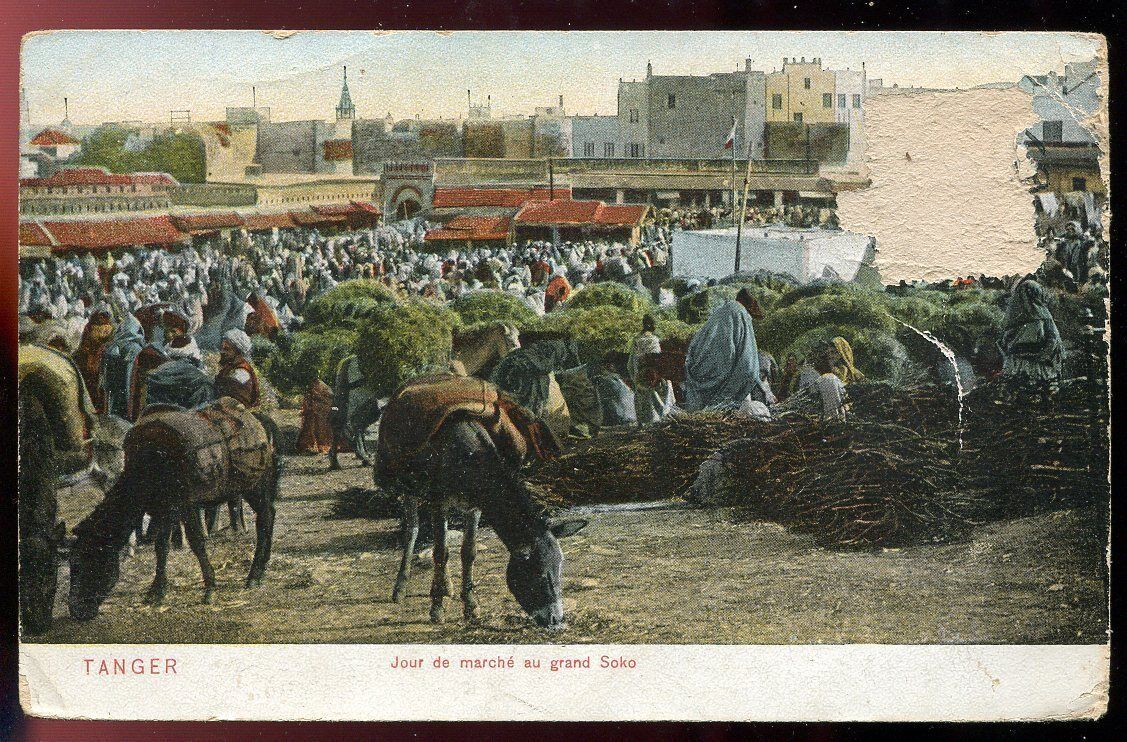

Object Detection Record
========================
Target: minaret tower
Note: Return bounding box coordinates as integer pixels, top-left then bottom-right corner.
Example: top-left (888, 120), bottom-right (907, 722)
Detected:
top-left (335, 66), bottom-right (356, 121)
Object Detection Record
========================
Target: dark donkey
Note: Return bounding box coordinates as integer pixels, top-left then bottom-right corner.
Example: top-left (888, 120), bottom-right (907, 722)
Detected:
top-left (68, 398), bottom-right (281, 620)
top-left (329, 355), bottom-right (382, 470)
top-left (376, 374), bottom-right (586, 629)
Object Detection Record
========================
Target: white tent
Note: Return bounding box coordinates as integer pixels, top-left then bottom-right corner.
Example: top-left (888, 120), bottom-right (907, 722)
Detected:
top-left (671, 226), bottom-right (875, 283)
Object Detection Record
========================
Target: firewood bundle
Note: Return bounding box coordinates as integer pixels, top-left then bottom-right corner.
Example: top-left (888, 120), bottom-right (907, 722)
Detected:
top-left (845, 380), bottom-right (959, 434)
top-left (957, 380), bottom-right (1109, 520)
top-left (527, 413), bottom-right (753, 508)
top-left (717, 420), bottom-right (976, 549)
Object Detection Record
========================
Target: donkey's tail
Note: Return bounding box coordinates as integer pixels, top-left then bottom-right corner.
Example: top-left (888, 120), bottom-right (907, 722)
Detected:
top-left (251, 411), bottom-right (284, 502)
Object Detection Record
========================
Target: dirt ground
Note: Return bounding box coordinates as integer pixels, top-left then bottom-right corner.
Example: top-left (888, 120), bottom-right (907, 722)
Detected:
top-left (34, 411), bottom-right (1108, 645)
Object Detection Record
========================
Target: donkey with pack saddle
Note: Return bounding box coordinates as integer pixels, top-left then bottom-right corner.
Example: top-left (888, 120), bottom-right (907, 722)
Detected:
top-left (376, 372), bottom-right (586, 629)
top-left (68, 397), bottom-right (281, 620)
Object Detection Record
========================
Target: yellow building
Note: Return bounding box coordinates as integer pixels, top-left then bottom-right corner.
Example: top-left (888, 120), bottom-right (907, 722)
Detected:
top-left (765, 57), bottom-right (837, 125)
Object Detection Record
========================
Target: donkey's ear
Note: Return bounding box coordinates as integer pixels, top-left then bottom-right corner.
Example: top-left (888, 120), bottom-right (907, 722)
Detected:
top-left (549, 519), bottom-right (588, 539)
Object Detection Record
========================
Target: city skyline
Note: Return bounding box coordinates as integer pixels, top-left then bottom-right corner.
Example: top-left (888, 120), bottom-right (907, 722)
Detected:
top-left (21, 30), bottom-right (1102, 127)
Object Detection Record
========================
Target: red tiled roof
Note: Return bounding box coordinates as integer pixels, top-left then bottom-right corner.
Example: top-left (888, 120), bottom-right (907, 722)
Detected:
top-left (19, 222), bottom-right (54, 247)
top-left (514, 199), bottom-right (649, 227)
top-left (351, 200), bottom-right (382, 215)
top-left (20, 167), bottom-right (178, 189)
top-left (596, 204), bottom-right (650, 226)
top-left (513, 199), bottom-right (602, 224)
top-left (309, 202), bottom-right (381, 218)
top-left (323, 139), bottom-right (354, 161)
top-left (241, 212), bottom-right (297, 231)
top-left (171, 212), bottom-right (245, 233)
top-left (432, 186), bottom-right (571, 209)
top-left (29, 128), bottom-right (80, 146)
top-left (425, 215), bottom-right (512, 242)
top-left (311, 203), bottom-right (360, 217)
top-left (289, 209), bottom-right (347, 226)
top-left (40, 216), bottom-right (188, 251)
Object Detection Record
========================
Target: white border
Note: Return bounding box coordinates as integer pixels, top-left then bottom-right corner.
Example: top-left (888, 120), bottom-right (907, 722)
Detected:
top-left (20, 643), bottom-right (1109, 721)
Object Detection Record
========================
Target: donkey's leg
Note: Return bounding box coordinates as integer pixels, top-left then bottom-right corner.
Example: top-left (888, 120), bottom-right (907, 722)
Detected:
top-left (182, 509), bottom-right (217, 604)
top-left (461, 508), bottom-right (481, 621)
top-left (228, 497), bottom-right (247, 535)
top-left (328, 429), bottom-right (342, 470)
top-left (245, 489), bottom-right (276, 588)
top-left (203, 504), bottom-right (220, 535)
top-left (144, 514), bottom-right (172, 605)
top-left (391, 498), bottom-right (419, 603)
top-left (170, 518), bottom-right (185, 550)
top-left (429, 504), bottom-right (451, 624)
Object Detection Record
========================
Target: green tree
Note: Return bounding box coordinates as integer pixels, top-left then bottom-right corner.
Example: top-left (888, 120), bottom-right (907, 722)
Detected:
top-left (71, 125), bottom-right (206, 183)
top-left (72, 125), bottom-right (143, 173)
top-left (140, 130), bottom-right (205, 183)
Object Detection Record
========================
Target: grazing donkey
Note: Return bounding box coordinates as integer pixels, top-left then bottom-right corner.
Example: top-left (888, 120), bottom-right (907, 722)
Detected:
top-left (68, 399), bottom-right (281, 620)
top-left (376, 374), bottom-right (586, 629)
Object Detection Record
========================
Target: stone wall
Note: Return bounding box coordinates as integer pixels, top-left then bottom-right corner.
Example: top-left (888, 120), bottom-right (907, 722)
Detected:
top-left (257, 120), bottom-right (322, 173)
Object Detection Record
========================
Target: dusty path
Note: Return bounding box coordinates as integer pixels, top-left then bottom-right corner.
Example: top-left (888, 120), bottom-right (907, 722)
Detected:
top-left (38, 439), bottom-right (1107, 645)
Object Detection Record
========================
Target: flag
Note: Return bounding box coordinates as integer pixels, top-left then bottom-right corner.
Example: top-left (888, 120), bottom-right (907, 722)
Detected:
top-left (724, 120), bottom-right (737, 150)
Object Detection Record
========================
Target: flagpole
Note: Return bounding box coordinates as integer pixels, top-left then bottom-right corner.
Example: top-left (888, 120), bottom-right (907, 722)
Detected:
top-left (730, 117), bottom-right (739, 273)
top-left (729, 115), bottom-right (737, 232)
top-left (734, 137), bottom-right (754, 274)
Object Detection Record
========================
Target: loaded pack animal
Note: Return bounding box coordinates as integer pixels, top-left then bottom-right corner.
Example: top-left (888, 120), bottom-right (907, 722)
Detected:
top-left (376, 373), bottom-right (586, 629)
top-left (453, 322), bottom-right (521, 379)
top-left (488, 337), bottom-right (580, 441)
top-left (330, 354), bottom-right (383, 469)
top-left (18, 343), bottom-right (100, 634)
top-left (68, 398), bottom-right (281, 620)
top-left (457, 325), bottom-right (575, 440)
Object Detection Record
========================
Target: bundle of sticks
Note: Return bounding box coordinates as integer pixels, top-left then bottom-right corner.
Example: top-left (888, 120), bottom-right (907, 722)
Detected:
top-left (527, 413), bottom-right (752, 508)
top-left (717, 420), bottom-right (977, 549)
top-left (844, 380), bottom-right (959, 434)
top-left (525, 379), bottom-right (1106, 549)
top-left (958, 380), bottom-right (1109, 520)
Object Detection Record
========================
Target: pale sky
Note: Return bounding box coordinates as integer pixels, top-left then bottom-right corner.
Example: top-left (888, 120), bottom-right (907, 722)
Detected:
top-left (20, 30), bottom-right (1103, 126)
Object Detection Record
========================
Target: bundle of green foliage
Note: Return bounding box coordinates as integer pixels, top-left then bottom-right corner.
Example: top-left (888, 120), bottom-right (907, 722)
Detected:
top-left (938, 301), bottom-right (1005, 358)
top-left (775, 325), bottom-right (910, 381)
top-left (250, 335), bottom-right (278, 379)
top-left (302, 280), bottom-right (400, 329)
top-left (450, 290), bottom-right (538, 331)
top-left (533, 306), bottom-right (642, 363)
top-left (564, 282), bottom-right (654, 314)
top-left (758, 289), bottom-right (896, 356)
top-left (947, 287), bottom-right (1004, 307)
top-left (653, 317), bottom-right (698, 346)
top-left (769, 279), bottom-right (862, 311)
top-left (355, 300), bottom-right (458, 396)
top-left (884, 294), bottom-right (947, 333)
top-left (266, 328), bottom-right (359, 395)
top-left (676, 282), bottom-right (784, 325)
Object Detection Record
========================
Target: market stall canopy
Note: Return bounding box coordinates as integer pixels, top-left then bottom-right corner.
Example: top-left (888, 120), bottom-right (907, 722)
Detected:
top-left (514, 199), bottom-right (649, 227)
top-left (29, 216), bottom-right (189, 253)
top-left (424, 215), bottom-right (512, 242)
top-left (239, 212), bottom-right (298, 231)
top-left (171, 212), bottom-right (245, 235)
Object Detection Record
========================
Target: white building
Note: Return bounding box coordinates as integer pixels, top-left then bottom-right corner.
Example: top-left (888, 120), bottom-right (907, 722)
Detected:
top-left (28, 128), bottom-right (81, 161)
top-left (834, 67), bottom-right (867, 167)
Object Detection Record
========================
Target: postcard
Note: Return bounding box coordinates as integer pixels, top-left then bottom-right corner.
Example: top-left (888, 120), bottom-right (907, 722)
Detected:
top-left (17, 30), bottom-right (1109, 721)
